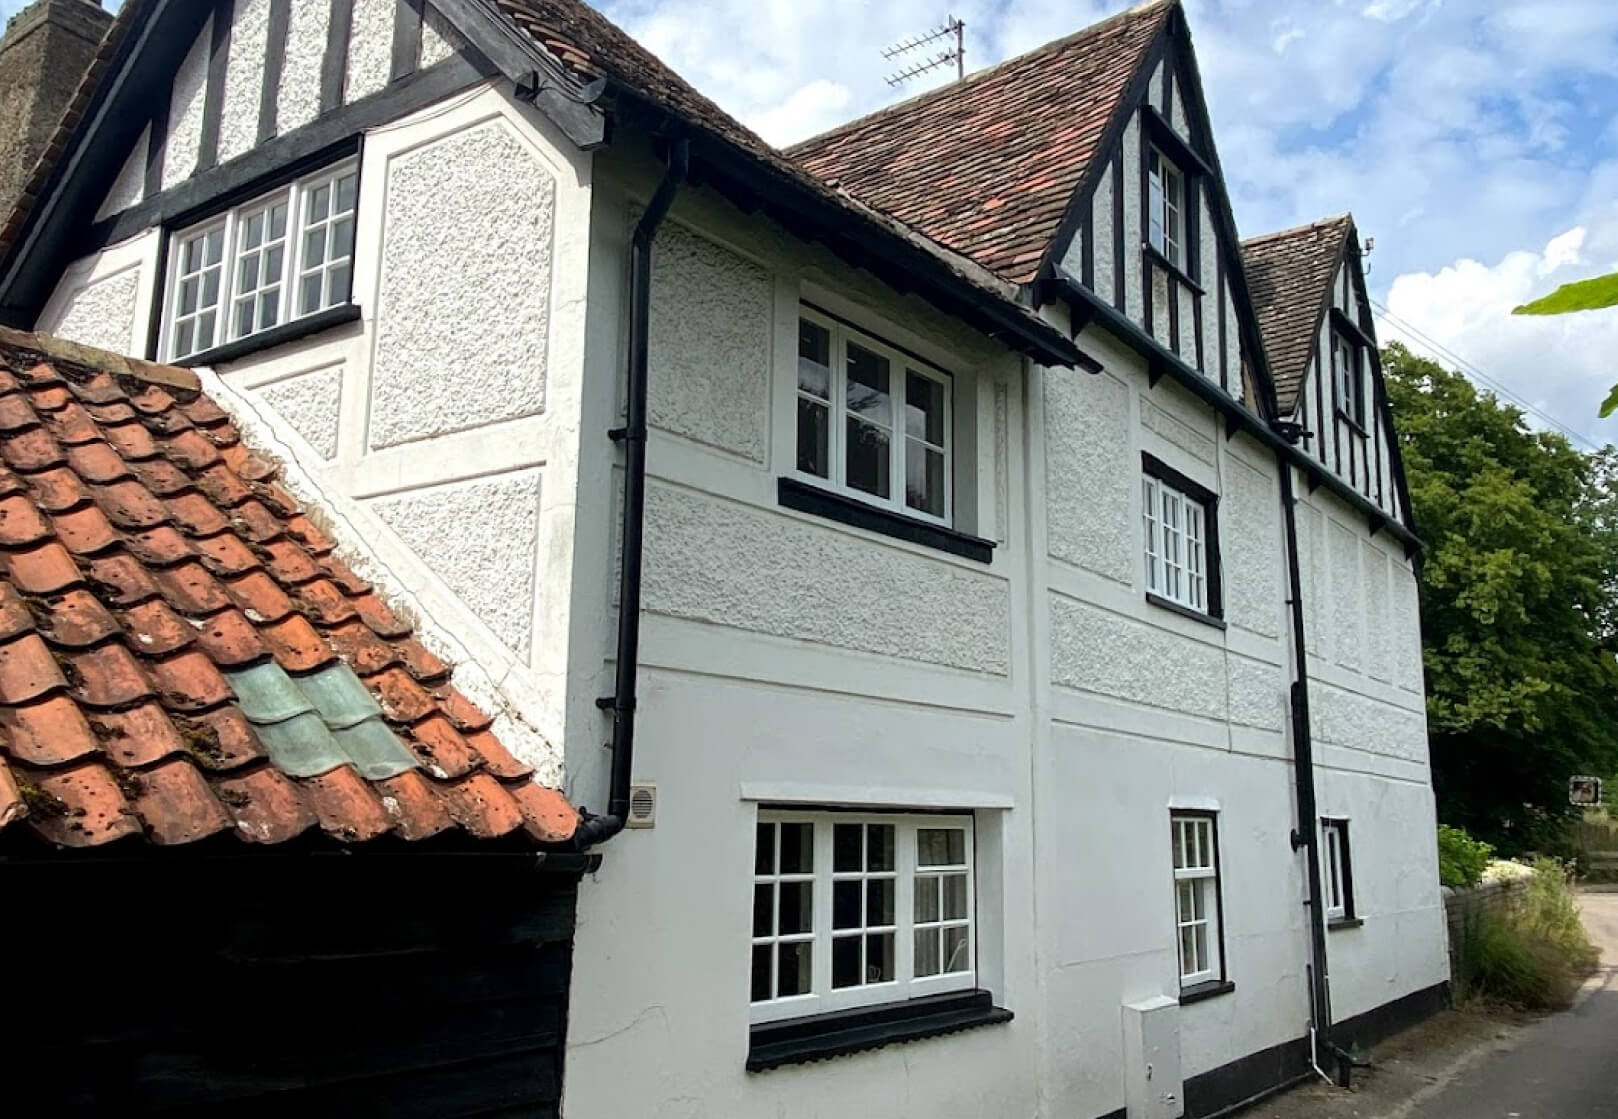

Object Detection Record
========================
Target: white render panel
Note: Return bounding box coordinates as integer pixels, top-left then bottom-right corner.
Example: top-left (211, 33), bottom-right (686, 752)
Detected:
top-left (648, 220), bottom-right (771, 462)
top-left (1178, 282), bottom-right (1198, 371)
top-left (641, 483), bottom-right (1011, 674)
top-left (345, 0), bottom-right (395, 102)
top-left (252, 364), bottom-right (344, 459)
top-left (162, 15), bottom-right (211, 190)
top-left (1045, 367), bottom-right (1133, 583)
top-left (41, 267), bottom-right (141, 354)
top-left (1050, 595), bottom-right (1226, 721)
top-left (1329, 519), bottom-right (1363, 672)
top-left (1297, 500), bottom-right (1325, 657)
top-left (1222, 282), bottom-right (1240, 394)
top-left (1091, 165), bottom-right (1115, 303)
top-left (1146, 60), bottom-right (1164, 110)
top-left (1150, 265), bottom-right (1170, 347)
top-left (1229, 653), bottom-right (1284, 731)
top-left (366, 469), bottom-right (542, 658)
top-left (1365, 540), bottom-right (1394, 685)
top-left (96, 127), bottom-right (147, 220)
top-left (218, 0), bottom-right (271, 164)
top-left (1200, 186), bottom-right (1219, 380)
top-left (1392, 564), bottom-right (1424, 694)
top-left (1121, 117), bottom-right (1142, 322)
top-left (369, 116), bottom-right (555, 447)
top-left (1223, 453), bottom-right (1280, 638)
top-left (1141, 397), bottom-right (1214, 466)
top-left (420, 3), bottom-right (460, 66)
top-left (1311, 680), bottom-right (1428, 763)
top-left (1170, 72), bottom-right (1190, 141)
top-left (277, 0), bottom-right (331, 134)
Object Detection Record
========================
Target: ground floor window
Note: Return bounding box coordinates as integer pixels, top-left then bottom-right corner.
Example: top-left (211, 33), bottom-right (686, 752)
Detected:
top-left (1322, 818), bottom-right (1356, 923)
top-left (751, 810), bottom-right (975, 1022)
top-left (1172, 811), bottom-right (1225, 988)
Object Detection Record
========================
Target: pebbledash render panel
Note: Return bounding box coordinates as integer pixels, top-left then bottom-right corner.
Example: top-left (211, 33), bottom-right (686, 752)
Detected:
top-left (19, 1), bottom-right (1446, 1117)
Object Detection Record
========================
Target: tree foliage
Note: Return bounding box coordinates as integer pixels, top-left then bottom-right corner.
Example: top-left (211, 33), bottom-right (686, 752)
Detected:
top-left (1511, 270), bottom-right (1618, 317)
top-left (1384, 343), bottom-right (1618, 852)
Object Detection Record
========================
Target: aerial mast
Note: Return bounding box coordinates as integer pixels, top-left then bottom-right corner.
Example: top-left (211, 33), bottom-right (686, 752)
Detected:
top-left (882, 16), bottom-right (966, 88)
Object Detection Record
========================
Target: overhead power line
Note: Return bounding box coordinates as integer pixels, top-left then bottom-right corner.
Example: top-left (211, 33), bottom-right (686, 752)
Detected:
top-left (1370, 296), bottom-right (1607, 453)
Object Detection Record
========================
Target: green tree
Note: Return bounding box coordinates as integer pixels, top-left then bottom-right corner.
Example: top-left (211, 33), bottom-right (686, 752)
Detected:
top-left (1510, 269), bottom-right (1618, 417)
top-left (1385, 343), bottom-right (1618, 852)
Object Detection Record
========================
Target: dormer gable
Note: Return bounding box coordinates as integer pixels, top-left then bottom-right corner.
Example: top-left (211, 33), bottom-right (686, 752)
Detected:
top-left (1243, 215), bottom-right (1413, 531)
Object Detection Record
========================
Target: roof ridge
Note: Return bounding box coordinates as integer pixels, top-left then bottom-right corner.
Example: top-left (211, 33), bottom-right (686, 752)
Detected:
top-left (1240, 213), bottom-right (1354, 248)
top-left (0, 324), bottom-right (199, 394)
top-left (785, 0), bottom-right (1175, 154)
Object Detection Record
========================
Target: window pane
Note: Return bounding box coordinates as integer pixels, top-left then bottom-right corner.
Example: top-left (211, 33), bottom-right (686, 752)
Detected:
top-left (173, 320), bottom-right (194, 359)
top-left (867, 825), bottom-right (895, 872)
top-left (201, 269), bottom-right (220, 305)
top-left (845, 342), bottom-right (891, 429)
top-left (753, 883), bottom-right (773, 937)
top-left (303, 227), bottom-right (326, 268)
top-left (234, 301), bottom-right (254, 339)
top-left (259, 291), bottom-right (279, 329)
top-left (751, 944), bottom-right (772, 1001)
top-left (832, 935), bottom-right (860, 988)
top-left (943, 926), bottom-right (969, 973)
top-left (332, 216), bottom-right (355, 260)
top-left (834, 823), bottom-right (862, 872)
top-left (238, 254), bottom-right (258, 292)
top-left (197, 310), bottom-right (216, 345)
top-left (179, 276), bottom-right (198, 316)
top-left (270, 203), bottom-right (287, 240)
top-left (308, 184), bottom-right (330, 222)
top-left (1180, 924), bottom-right (1198, 976)
top-left (918, 827), bottom-right (965, 867)
top-left (846, 418), bottom-right (890, 499)
top-left (1176, 879), bottom-right (1194, 920)
top-left (778, 881), bottom-right (812, 934)
top-left (205, 230), bottom-right (224, 265)
top-left (328, 263), bottom-right (351, 305)
top-left (906, 442), bottom-right (945, 517)
top-left (942, 873), bottom-right (968, 920)
top-left (916, 876), bottom-right (940, 923)
top-left (866, 933), bottom-right (894, 982)
top-left (796, 398), bottom-right (830, 477)
top-left (244, 212), bottom-right (264, 248)
top-left (905, 370), bottom-right (945, 444)
top-left (779, 822), bottom-right (812, 873)
top-left (833, 880), bottom-right (861, 930)
top-left (300, 273), bottom-right (323, 315)
top-left (915, 928), bottom-right (940, 977)
top-left (336, 172), bottom-right (358, 212)
top-left (755, 822), bottom-right (775, 874)
top-left (866, 879), bottom-right (894, 926)
top-left (797, 320), bottom-right (831, 398)
top-left (778, 941), bottom-right (811, 996)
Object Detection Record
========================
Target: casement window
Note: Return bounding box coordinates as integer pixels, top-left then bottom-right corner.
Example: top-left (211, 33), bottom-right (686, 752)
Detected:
top-left (1147, 147), bottom-right (1186, 269)
top-left (162, 160), bottom-right (358, 361)
top-left (1322, 818), bottom-right (1356, 925)
top-left (751, 811), bottom-right (975, 1023)
top-left (1142, 454), bottom-right (1221, 620)
top-left (796, 309), bottom-right (952, 524)
top-left (1171, 812), bottom-right (1226, 990)
top-left (1332, 330), bottom-right (1364, 427)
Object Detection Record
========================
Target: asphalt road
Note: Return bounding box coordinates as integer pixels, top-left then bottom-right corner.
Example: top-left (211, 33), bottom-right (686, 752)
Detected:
top-left (1410, 891), bottom-right (1618, 1119)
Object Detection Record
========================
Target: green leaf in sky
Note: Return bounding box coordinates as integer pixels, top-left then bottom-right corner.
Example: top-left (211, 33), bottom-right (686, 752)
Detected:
top-left (1512, 271), bottom-right (1618, 315)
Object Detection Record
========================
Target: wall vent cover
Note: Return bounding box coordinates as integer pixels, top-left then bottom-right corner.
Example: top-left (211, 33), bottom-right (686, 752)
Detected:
top-left (626, 783), bottom-right (657, 828)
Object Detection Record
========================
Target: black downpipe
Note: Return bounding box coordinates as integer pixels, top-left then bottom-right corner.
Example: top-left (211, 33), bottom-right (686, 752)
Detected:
top-left (574, 138), bottom-right (690, 850)
top-left (1274, 430), bottom-right (1351, 1088)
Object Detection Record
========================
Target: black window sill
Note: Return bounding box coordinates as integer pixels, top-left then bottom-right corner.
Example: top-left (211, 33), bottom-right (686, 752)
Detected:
top-left (173, 303), bottom-right (362, 368)
top-left (1178, 979), bottom-right (1235, 1005)
top-left (1142, 244), bottom-right (1206, 295)
top-left (1146, 592), bottom-right (1227, 631)
top-left (1329, 916), bottom-right (1365, 931)
top-left (748, 989), bottom-right (1011, 1072)
top-left (778, 477), bottom-right (995, 564)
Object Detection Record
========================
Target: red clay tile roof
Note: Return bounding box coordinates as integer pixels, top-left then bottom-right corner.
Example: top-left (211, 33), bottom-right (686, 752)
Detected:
top-left (0, 327), bottom-right (577, 850)
top-left (1241, 215), bottom-right (1353, 415)
top-left (788, 0), bottom-right (1172, 285)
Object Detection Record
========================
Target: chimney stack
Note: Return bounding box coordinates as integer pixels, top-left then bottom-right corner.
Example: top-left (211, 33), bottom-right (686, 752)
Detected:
top-left (0, 0), bottom-right (112, 221)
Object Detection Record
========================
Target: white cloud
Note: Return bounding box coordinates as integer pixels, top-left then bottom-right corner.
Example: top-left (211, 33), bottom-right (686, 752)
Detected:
top-left (1380, 217), bottom-right (1618, 447)
top-left (748, 79), bottom-right (855, 146)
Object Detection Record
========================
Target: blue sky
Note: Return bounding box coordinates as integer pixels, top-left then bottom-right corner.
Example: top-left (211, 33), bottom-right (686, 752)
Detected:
top-left (8, 0), bottom-right (1617, 445)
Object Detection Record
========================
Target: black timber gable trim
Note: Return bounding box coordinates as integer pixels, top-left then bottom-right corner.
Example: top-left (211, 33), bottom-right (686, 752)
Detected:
top-left (195, 0), bottom-right (235, 175)
top-left (258, 0), bottom-right (292, 144)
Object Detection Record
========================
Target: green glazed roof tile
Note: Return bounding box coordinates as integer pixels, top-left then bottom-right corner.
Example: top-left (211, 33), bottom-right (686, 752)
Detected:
top-left (251, 711), bottom-right (348, 778)
top-left (300, 662), bottom-right (384, 730)
top-left (332, 718), bottom-right (423, 780)
top-left (227, 662), bottom-right (316, 725)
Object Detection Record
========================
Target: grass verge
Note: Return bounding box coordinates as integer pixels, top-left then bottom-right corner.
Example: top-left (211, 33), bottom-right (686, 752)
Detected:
top-left (1453, 859), bottom-right (1600, 1009)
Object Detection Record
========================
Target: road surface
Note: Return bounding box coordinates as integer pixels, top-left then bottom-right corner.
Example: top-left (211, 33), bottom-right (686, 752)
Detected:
top-left (1411, 891), bottom-right (1618, 1119)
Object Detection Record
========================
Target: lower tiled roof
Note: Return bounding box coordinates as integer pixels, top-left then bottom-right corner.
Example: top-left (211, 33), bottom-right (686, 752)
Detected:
top-left (0, 328), bottom-right (577, 850)
top-left (1241, 215), bottom-right (1353, 416)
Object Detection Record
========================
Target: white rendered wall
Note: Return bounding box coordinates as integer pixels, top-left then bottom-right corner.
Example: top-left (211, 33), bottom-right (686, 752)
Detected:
top-left (35, 229), bottom-right (161, 355)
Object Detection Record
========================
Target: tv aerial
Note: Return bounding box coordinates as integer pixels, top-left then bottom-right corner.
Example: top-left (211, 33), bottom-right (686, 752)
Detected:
top-left (883, 16), bottom-right (966, 87)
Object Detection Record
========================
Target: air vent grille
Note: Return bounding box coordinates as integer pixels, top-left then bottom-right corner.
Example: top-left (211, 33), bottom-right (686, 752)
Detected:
top-left (627, 782), bottom-right (657, 828)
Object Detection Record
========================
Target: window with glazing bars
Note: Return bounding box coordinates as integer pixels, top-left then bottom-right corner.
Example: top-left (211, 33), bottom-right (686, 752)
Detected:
top-left (751, 812), bottom-right (975, 1023)
top-left (1171, 812), bottom-right (1223, 987)
top-left (1142, 456), bottom-right (1219, 617)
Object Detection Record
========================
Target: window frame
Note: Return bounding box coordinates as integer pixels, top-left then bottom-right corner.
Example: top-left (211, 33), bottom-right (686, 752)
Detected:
top-left (794, 305), bottom-right (954, 529)
top-left (750, 809), bottom-right (976, 1025)
top-left (1321, 818), bottom-right (1357, 925)
top-left (1147, 146), bottom-right (1186, 270)
top-left (1171, 810), bottom-right (1228, 992)
top-left (158, 158), bottom-right (359, 362)
top-left (1332, 329), bottom-right (1365, 429)
top-left (1141, 452), bottom-right (1223, 622)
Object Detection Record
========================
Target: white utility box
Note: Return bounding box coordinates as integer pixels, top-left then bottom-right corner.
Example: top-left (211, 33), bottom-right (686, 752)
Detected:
top-left (1121, 996), bottom-right (1184, 1119)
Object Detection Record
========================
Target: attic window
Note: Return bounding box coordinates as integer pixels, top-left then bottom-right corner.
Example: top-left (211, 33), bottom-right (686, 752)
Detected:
top-left (161, 160), bottom-right (358, 362)
top-left (1147, 148), bottom-right (1185, 269)
top-left (1332, 330), bottom-right (1364, 428)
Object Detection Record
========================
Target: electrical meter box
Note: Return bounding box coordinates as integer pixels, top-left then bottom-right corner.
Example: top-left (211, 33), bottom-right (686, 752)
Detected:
top-left (1122, 996), bottom-right (1184, 1119)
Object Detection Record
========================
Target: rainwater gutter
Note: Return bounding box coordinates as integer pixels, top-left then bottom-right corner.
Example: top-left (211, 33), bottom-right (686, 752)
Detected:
top-left (1273, 421), bottom-right (1353, 1088)
top-left (574, 137), bottom-right (690, 850)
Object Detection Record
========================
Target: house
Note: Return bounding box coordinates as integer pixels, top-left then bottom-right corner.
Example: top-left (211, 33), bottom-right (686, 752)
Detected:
top-left (0, 0), bottom-right (1447, 1116)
